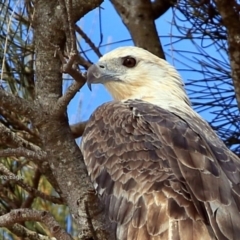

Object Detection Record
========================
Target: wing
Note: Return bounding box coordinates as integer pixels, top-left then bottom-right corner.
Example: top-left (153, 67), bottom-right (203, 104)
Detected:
top-left (81, 99), bottom-right (240, 240)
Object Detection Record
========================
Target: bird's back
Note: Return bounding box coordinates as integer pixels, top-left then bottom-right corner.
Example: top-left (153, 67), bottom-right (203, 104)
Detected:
top-left (81, 99), bottom-right (240, 240)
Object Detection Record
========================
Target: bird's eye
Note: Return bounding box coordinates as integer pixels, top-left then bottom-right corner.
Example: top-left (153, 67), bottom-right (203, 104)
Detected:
top-left (122, 57), bottom-right (136, 68)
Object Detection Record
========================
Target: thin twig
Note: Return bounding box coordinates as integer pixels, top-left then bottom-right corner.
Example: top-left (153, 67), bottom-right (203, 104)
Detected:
top-left (1, 0), bottom-right (21, 84)
top-left (21, 169), bottom-right (41, 208)
top-left (58, 48), bottom-right (78, 73)
top-left (75, 24), bottom-right (102, 58)
top-left (0, 190), bottom-right (19, 209)
top-left (55, 81), bottom-right (84, 115)
top-left (98, 7), bottom-right (103, 47)
top-left (55, 50), bottom-right (86, 115)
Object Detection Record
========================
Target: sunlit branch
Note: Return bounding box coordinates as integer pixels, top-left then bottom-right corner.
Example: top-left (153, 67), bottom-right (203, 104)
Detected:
top-left (0, 209), bottom-right (73, 240)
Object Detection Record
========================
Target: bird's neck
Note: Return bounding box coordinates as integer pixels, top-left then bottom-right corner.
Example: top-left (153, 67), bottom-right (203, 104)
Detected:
top-left (104, 81), bottom-right (191, 111)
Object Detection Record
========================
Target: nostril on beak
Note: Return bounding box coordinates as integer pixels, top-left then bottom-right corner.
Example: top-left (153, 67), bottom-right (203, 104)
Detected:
top-left (99, 64), bottom-right (105, 69)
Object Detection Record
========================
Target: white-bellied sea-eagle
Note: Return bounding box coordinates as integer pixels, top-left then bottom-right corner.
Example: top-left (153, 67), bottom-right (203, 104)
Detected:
top-left (81, 46), bottom-right (240, 240)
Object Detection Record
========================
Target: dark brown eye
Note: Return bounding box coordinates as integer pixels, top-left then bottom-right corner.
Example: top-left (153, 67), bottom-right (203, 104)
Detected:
top-left (122, 57), bottom-right (136, 68)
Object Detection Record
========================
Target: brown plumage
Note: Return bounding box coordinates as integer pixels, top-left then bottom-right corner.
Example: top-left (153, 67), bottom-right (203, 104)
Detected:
top-left (81, 46), bottom-right (240, 240)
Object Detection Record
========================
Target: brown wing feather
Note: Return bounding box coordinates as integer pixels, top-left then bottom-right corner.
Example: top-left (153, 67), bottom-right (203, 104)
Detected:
top-left (81, 99), bottom-right (240, 240)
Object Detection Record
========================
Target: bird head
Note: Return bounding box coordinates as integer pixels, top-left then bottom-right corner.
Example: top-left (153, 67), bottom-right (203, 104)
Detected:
top-left (87, 46), bottom-right (191, 108)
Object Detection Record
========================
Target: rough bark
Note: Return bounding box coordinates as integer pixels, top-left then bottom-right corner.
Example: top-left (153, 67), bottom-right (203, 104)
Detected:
top-left (214, 0), bottom-right (240, 109)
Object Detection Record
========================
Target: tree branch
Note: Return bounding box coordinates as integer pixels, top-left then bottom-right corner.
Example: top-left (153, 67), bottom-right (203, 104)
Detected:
top-left (0, 163), bottom-right (63, 205)
top-left (55, 81), bottom-right (83, 115)
top-left (21, 169), bottom-right (41, 208)
top-left (0, 209), bottom-right (73, 240)
top-left (0, 88), bottom-right (35, 119)
top-left (111, 0), bottom-right (165, 59)
top-left (9, 223), bottom-right (55, 240)
top-left (0, 124), bottom-right (60, 193)
top-left (152, 0), bottom-right (176, 20)
top-left (0, 107), bottom-right (39, 138)
top-left (55, 50), bottom-right (86, 115)
top-left (75, 24), bottom-right (102, 58)
top-left (0, 147), bottom-right (46, 162)
top-left (214, 0), bottom-right (240, 109)
top-left (76, 54), bottom-right (92, 69)
top-left (0, 210), bottom-right (41, 240)
top-left (0, 123), bottom-right (41, 152)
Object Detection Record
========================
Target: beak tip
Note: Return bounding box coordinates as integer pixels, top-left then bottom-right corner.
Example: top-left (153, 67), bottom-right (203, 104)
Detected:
top-left (87, 82), bottom-right (92, 91)
top-left (86, 64), bottom-right (103, 91)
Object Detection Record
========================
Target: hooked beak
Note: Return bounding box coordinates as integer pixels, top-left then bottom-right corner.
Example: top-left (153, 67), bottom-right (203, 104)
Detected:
top-left (86, 63), bottom-right (120, 91)
top-left (87, 64), bottom-right (105, 91)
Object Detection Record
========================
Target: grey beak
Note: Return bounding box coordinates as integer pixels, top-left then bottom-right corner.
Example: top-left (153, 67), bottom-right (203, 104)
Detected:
top-left (87, 64), bottom-right (105, 91)
top-left (87, 80), bottom-right (92, 91)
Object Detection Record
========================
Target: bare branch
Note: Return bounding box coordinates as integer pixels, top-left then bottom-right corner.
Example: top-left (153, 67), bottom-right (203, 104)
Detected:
top-left (0, 107), bottom-right (39, 138)
top-left (0, 88), bottom-right (35, 118)
top-left (0, 163), bottom-right (63, 205)
top-left (9, 223), bottom-right (55, 240)
top-left (0, 147), bottom-right (46, 162)
top-left (111, 0), bottom-right (165, 59)
top-left (58, 48), bottom-right (88, 80)
top-left (55, 81), bottom-right (85, 115)
top-left (21, 169), bottom-right (41, 208)
top-left (0, 208), bottom-right (33, 240)
top-left (0, 209), bottom-right (73, 240)
top-left (55, 50), bottom-right (86, 115)
top-left (76, 54), bottom-right (92, 69)
top-left (0, 123), bottom-right (41, 152)
top-left (0, 187), bottom-right (19, 209)
top-left (66, 68), bottom-right (86, 83)
top-left (70, 121), bottom-right (88, 138)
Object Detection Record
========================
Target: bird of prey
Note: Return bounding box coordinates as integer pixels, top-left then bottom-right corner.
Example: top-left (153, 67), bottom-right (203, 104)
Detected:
top-left (81, 46), bottom-right (240, 240)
